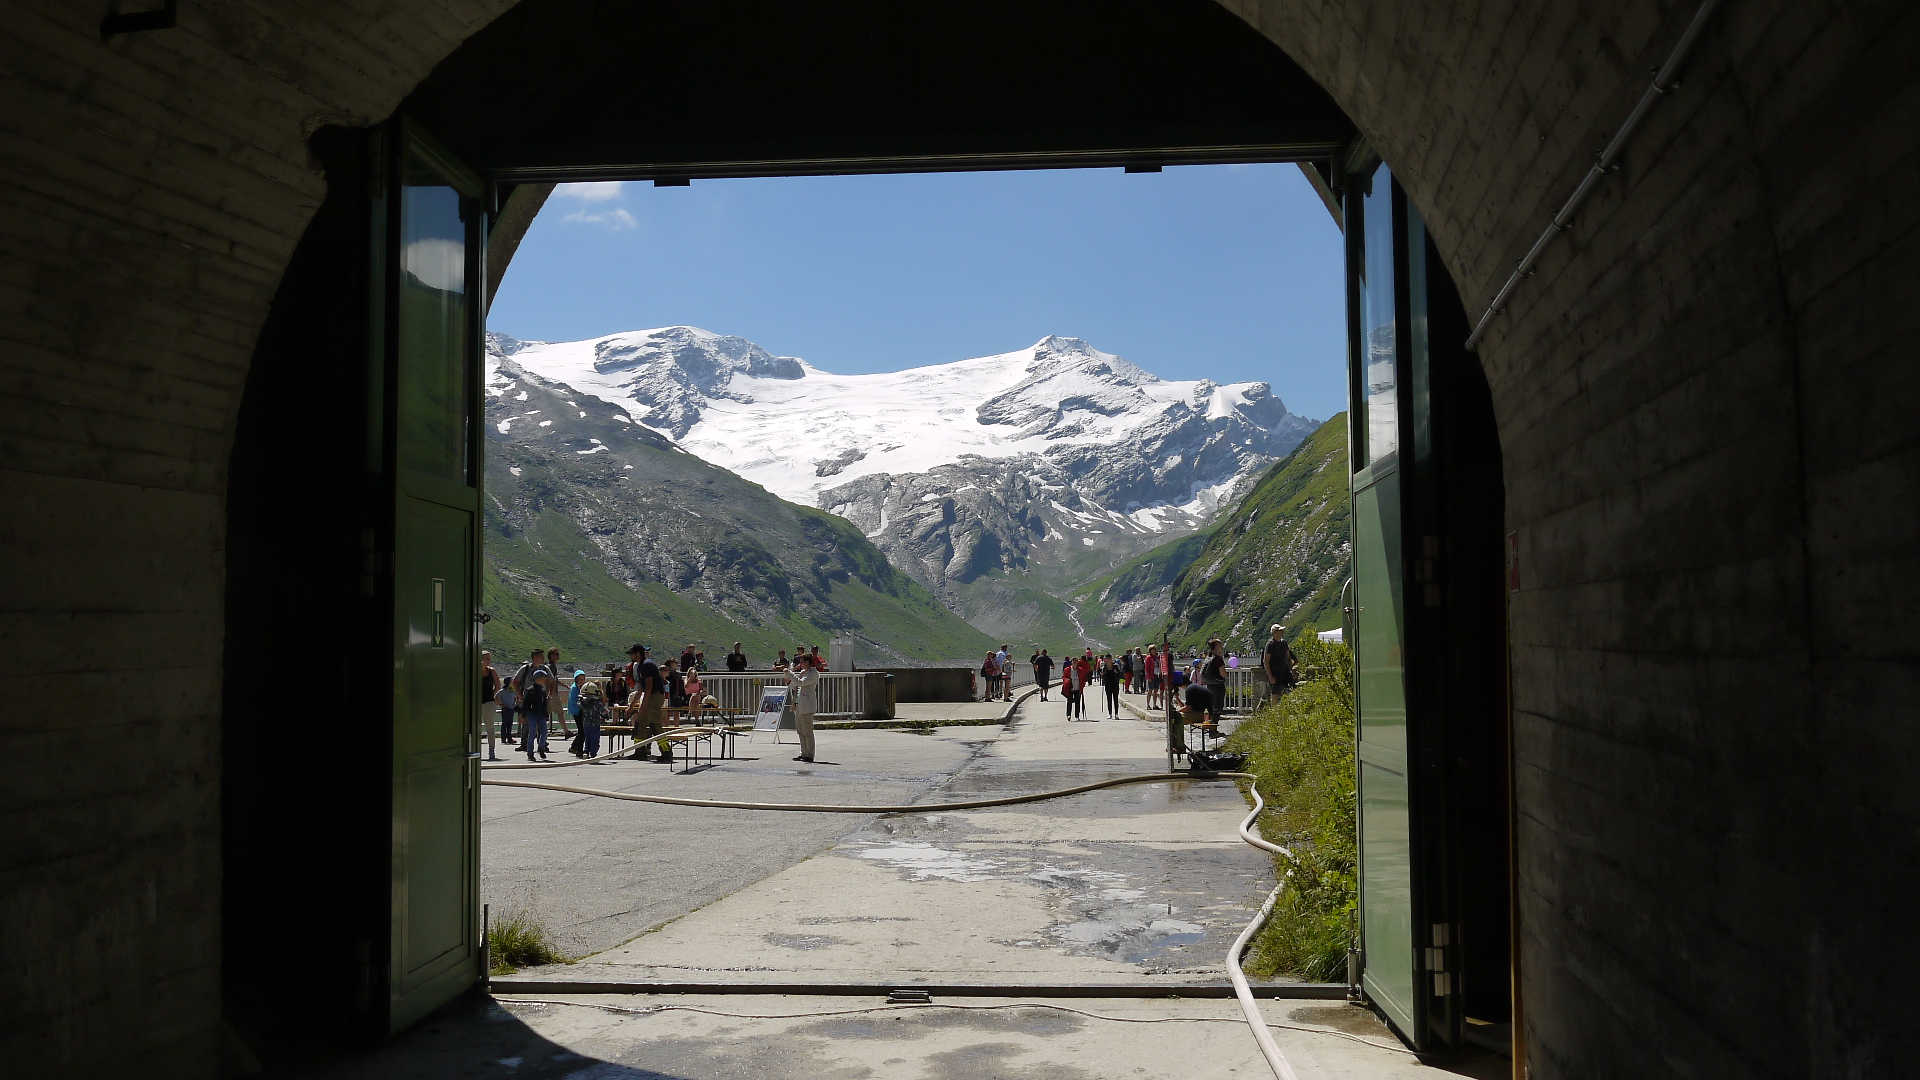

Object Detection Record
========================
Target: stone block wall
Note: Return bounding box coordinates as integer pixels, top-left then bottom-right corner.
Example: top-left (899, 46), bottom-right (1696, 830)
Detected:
top-left (0, 4), bottom-right (514, 1074)
top-left (1229, 0), bottom-right (1920, 1074)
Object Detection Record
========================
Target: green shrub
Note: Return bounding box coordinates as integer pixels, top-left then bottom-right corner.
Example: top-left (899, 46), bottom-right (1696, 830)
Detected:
top-left (487, 909), bottom-right (569, 975)
top-left (1224, 634), bottom-right (1356, 983)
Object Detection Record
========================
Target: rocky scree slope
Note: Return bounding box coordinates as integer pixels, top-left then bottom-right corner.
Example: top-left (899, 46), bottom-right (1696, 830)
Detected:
top-left (496, 327), bottom-right (1319, 646)
top-left (1070, 413), bottom-right (1352, 650)
top-left (482, 348), bottom-right (993, 665)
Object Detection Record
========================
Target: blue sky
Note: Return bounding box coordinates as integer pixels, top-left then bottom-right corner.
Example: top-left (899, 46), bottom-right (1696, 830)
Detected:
top-left (489, 163), bottom-right (1348, 421)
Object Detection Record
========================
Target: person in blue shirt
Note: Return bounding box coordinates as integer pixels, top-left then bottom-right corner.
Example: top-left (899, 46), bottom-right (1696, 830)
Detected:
top-left (566, 671), bottom-right (587, 757)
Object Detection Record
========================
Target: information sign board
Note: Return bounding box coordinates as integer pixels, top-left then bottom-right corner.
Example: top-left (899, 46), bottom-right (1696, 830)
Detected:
top-left (754, 684), bottom-right (790, 742)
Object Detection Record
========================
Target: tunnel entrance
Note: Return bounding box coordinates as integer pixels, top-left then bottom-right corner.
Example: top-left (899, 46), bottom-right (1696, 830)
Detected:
top-left (221, 0), bottom-right (1510, 1064)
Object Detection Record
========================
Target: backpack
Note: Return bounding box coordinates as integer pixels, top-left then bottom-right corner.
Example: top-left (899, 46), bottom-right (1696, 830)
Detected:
top-left (579, 694), bottom-right (609, 726)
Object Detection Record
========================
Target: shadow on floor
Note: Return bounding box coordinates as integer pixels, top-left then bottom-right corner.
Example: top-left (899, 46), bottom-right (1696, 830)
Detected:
top-left (264, 991), bottom-right (677, 1080)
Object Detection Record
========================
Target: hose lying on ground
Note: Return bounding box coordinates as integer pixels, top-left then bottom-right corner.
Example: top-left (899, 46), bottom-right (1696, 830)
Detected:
top-left (484, 770), bottom-right (1227, 812)
top-left (479, 770), bottom-right (1315, 1078)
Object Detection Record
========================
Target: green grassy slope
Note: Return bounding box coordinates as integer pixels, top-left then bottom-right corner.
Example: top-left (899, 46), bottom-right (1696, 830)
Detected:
top-left (1162, 413), bottom-right (1350, 651)
top-left (1068, 529), bottom-right (1214, 646)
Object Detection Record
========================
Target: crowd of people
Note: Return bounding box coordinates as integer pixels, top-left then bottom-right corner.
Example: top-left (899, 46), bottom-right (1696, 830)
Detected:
top-left (478, 640), bottom-right (833, 765)
top-left (1015, 623), bottom-right (1302, 725)
top-left (478, 628), bottom-right (1304, 769)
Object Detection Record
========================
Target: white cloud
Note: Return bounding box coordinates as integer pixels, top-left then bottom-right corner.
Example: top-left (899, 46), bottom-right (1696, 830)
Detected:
top-left (556, 181), bottom-right (626, 202)
top-left (562, 206), bottom-right (637, 230)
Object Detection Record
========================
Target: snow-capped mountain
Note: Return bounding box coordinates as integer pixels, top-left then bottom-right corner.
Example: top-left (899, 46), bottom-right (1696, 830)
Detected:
top-left (491, 327), bottom-right (1318, 642)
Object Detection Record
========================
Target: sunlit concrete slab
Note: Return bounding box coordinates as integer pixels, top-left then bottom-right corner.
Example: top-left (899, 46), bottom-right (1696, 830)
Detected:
top-left (482, 725), bottom-right (1005, 957)
top-left (531, 697), bottom-right (1276, 989)
top-left (274, 993), bottom-right (1471, 1080)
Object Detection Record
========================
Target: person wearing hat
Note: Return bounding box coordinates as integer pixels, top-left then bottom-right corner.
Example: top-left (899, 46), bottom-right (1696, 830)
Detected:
top-left (624, 644), bottom-right (671, 762)
top-left (1263, 624), bottom-right (1298, 701)
top-left (576, 677), bottom-right (608, 760)
top-left (1202, 638), bottom-right (1229, 727)
top-left (566, 670), bottom-right (589, 756)
top-left (519, 668), bottom-right (553, 762)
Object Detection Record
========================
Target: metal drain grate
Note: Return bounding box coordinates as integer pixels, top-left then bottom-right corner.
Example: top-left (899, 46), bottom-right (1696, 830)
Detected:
top-left (886, 989), bottom-right (934, 1004)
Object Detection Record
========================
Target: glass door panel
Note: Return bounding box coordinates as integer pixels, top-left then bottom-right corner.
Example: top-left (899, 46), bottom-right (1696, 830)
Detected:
top-left (1356, 164), bottom-right (1398, 467)
top-left (1354, 470), bottom-right (1414, 1033)
top-left (1360, 759), bottom-right (1414, 1032)
top-left (398, 156), bottom-right (472, 485)
top-left (1355, 473), bottom-right (1406, 754)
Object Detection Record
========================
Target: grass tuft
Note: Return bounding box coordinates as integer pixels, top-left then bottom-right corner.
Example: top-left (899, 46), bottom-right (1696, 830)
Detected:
top-left (1223, 634), bottom-right (1356, 983)
top-left (487, 909), bottom-right (569, 975)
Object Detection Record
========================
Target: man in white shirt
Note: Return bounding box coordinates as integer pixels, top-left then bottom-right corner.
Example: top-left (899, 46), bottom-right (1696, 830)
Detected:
top-left (995, 645), bottom-right (1011, 701)
top-left (789, 651), bottom-right (819, 762)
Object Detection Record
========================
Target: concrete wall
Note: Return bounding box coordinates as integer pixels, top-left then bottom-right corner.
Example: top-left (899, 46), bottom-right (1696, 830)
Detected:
top-left (875, 668), bottom-right (977, 703)
top-left (0, 5), bottom-right (519, 1074)
top-left (2, 1), bottom-right (1915, 1076)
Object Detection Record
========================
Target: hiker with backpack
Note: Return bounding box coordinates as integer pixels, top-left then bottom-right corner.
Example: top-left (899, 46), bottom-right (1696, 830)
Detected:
top-left (981, 651), bottom-right (1001, 701)
top-left (508, 648), bottom-right (545, 744)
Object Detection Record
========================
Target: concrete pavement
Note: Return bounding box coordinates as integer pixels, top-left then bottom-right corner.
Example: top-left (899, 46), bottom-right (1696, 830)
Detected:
top-left (276, 992), bottom-right (1485, 1080)
top-left (482, 720), bottom-right (1006, 958)
top-left (546, 694), bottom-right (1266, 988)
top-left (348, 694), bottom-right (1517, 1080)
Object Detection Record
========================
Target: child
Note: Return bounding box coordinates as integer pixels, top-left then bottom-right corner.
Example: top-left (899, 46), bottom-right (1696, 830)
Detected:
top-left (577, 681), bottom-right (608, 760)
top-left (567, 671), bottom-right (588, 757)
top-left (495, 680), bottom-right (519, 746)
top-left (684, 668), bottom-right (706, 722)
top-left (519, 670), bottom-right (551, 761)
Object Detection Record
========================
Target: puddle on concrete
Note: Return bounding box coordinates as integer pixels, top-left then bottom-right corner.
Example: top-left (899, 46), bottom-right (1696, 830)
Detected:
top-left (798, 915), bottom-right (914, 925)
top-left (840, 842), bottom-right (1255, 969)
top-left (853, 842), bottom-right (1001, 881)
top-left (795, 1008), bottom-right (1084, 1041)
top-left (763, 932), bottom-right (842, 951)
top-left (1287, 1004), bottom-right (1399, 1037)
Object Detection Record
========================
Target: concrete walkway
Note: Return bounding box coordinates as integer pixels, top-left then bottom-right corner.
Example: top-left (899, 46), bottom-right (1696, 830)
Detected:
top-left (540, 694), bottom-right (1262, 988)
top-left (482, 718), bottom-right (1003, 958)
top-left (275, 693), bottom-right (1514, 1079)
top-left (275, 992), bottom-right (1475, 1080)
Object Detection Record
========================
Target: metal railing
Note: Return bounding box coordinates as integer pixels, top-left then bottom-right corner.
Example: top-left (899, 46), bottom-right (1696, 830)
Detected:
top-left (1219, 669), bottom-right (1270, 716)
top-left (693, 672), bottom-right (868, 720)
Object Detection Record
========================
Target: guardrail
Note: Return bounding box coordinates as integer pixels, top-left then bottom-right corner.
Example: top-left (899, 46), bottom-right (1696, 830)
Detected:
top-left (1219, 668), bottom-right (1269, 716)
top-left (695, 672), bottom-right (869, 720)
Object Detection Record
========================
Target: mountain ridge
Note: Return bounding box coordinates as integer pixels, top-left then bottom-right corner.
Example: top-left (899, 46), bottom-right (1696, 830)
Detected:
top-left (480, 350), bottom-right (995, 666)
top-left (493, 326), bottom-right (1320, 643)
top-left (1068, 413), bottom-right (1352, 651)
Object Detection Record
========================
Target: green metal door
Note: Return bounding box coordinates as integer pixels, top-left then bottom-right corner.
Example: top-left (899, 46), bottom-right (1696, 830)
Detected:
top-left (1354, 468), bottom-right (1413, 1034)
top-left (1347, 158), bottom-right (1417, 1038)
top-left (385, 124), bottom-right (486, 1031)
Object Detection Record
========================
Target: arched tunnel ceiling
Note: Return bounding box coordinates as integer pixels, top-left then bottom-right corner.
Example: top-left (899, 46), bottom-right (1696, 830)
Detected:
top-left (401, 0), bottom-right (1356, 181)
